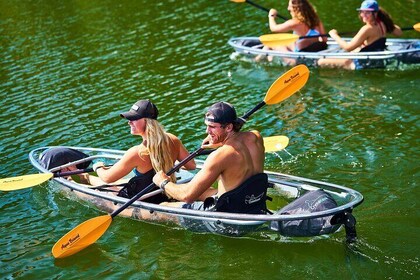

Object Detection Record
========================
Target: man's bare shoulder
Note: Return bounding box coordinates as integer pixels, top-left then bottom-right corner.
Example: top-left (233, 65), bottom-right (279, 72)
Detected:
top-left (249, 130), bottom-right (262, 138)
top-left (204, 144), bottom-right (237, 164)
top-left (240, 130), bottom-right (262, 142)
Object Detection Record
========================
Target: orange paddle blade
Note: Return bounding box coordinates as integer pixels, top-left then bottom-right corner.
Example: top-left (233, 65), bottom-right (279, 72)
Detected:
top-left (52, 215), bottom-right (112, 258)
top-left (230, 0), bottom-right (246, 2)
top-left (264, 64), bottom-right (310, 105)
top-left (414, 23), bottom-right (420, 32)
top-left (264, 135), bottom-right (290, 153)
top-left (0, 173), bottom-right (53, 191)
top-left (259, 33), bottom-right (300, 48)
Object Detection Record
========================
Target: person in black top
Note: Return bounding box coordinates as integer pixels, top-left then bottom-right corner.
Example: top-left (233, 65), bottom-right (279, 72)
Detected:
top-left (318, 0), bottom-right (402, 69)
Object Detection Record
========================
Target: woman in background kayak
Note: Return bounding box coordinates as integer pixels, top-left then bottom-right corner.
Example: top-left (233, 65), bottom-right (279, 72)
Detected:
top-left (256, 0), bottom-right (327, 63)
top-left (318, 0), bottom-right (402, 70)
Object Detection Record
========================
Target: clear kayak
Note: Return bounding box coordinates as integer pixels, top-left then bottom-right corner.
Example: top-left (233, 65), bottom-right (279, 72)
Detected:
top-left (228, 37), bottom-right (420, 68)
top-left (29, 146), bottom-right (364, 242)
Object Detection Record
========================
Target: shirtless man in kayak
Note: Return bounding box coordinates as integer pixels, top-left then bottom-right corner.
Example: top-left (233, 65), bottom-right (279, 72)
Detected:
top-left (152, 101), bottom-right (268, 214)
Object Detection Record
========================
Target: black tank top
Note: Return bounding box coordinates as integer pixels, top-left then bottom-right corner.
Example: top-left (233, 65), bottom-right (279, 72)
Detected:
top-left (360, 37), bottom-right (386, 52)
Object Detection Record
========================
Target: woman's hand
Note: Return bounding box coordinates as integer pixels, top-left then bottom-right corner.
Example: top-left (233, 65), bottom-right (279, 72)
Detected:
top-left (269, 8), bottom-right (277, 18)
top-left (328, 29), bottom-right (339, 38)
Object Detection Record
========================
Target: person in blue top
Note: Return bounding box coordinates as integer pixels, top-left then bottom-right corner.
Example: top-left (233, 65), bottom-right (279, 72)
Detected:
top-left (89, 99), bottom-right (196, 202)
top-left (318, 0), bottom-right (402, 70)
top-left (256, 0), bottom-right (327, 64)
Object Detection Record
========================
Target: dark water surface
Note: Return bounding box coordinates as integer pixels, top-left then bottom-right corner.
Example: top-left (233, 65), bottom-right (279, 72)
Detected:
top-left (1, 0), bottom-right (419, 279)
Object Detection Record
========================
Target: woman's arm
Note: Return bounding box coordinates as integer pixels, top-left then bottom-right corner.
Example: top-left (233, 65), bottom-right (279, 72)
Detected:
top-left (392, 24), bottom-right (403, 36)
top-left (95, 146), bottom-right (143, 183)
top-left (329, 26), bottom-right (369, 52)
top-left (268, 9), bottom-right (297, 33)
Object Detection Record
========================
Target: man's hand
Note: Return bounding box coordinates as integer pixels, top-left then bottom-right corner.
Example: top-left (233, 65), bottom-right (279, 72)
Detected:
top-left (201, 135), bottom-right (223, 150)
top-left (153, 170), bottom-right (170, 188)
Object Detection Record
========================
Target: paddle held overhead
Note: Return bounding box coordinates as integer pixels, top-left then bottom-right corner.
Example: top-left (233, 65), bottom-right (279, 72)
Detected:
top-left (229, 0), bottom-right (288, 21)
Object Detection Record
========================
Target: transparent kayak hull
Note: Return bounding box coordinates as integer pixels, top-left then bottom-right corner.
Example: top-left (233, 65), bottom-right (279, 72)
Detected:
top-left (29, 146), bottom-right (364, 241)
top-left (228, 37), bottom-right (420, 68)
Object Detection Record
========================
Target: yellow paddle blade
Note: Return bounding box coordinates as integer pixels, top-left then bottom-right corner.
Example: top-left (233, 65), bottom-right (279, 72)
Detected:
top-left (414, 23), bottom-right (420, 32)
top-left (264, 136), bottom-right (289, 153)
top-left (230, 0), bottom-right (246, 2)
top-left (0, 173), bottom-right (53, 191)
top-left (259, 33), bottom-right (300, 48)
top-left (52, 215), bottom-right (112, 259)
top-left (264, 64), bottom-right (310, 105)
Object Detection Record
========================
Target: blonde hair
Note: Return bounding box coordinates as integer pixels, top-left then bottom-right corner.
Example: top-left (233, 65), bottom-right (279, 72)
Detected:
top-left (290, 0), bottom-right (321, 29)
top-left (143, 119), bottom-right (176, 182)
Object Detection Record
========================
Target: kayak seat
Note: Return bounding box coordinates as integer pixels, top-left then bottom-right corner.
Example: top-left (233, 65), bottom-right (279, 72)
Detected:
top-left (205, 173), bottom-right (269, 214)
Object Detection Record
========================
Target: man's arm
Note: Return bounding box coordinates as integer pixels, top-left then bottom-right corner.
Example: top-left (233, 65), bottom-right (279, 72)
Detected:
top-left (153, 150), bottom-right (224, 203)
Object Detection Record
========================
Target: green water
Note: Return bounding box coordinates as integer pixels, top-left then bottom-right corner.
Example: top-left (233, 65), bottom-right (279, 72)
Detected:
top-left (1, 0), bottom-right (419, 279)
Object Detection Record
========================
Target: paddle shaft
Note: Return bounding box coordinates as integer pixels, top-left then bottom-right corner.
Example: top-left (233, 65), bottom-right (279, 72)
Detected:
top-left (53, 168), bottom-right (93, 177)
top-left (299, 32), bottom-right (351, 40)
top-left (401, 25), bottom-right (418, 31)
top-left (52, 164), bottom-right (113, 178)
top-left (244, 0), bottom-right (268, 12)
top-left (240, 101), bottom-right (265, 122)
top-left (110, 147), bottom-right (203, 218)
top-left (239, 0), bottom-right (288, 21)
top-left (299, 25), bottom-right (418, 40)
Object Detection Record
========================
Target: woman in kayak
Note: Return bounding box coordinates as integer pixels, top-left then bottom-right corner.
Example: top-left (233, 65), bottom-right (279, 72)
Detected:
top-left (318, 0), bottom-right (402, 70)
top-left (256, 0), bottom-right (327, 63)
top-left (88, 99), bottom-right (196, 203)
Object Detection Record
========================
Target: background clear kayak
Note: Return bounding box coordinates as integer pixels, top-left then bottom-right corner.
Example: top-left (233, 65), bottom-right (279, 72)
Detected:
top-left (228, 37), bottom-right (420, 69)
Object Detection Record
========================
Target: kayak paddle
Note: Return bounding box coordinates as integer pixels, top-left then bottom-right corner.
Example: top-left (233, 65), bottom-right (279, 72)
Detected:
top-left (0, 168), bottom-right (94, 192)
top-left (402, 23), bottom-right (420, 32)
top-left (0, 134), bottom-right (290, 192)
top-left (229, 0), bottom-right (288, 21)
top-left (52, 64), bottom-right (310, 259)
top-left (259, 22), bottom-right (420, 48)
top-left (263, 135), bottom-right (289, 153)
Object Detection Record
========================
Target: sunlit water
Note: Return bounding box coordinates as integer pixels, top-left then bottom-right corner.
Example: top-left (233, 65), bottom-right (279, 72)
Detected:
top-left (1, 0), bottom-right (419, 279)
